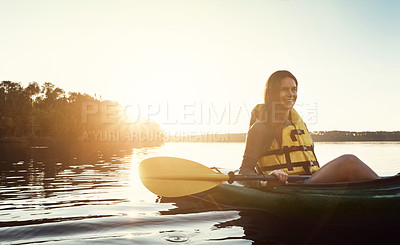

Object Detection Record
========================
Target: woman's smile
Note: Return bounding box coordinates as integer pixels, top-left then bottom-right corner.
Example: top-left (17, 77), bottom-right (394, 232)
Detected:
top-left (279, 77), bottom-right (297, 110)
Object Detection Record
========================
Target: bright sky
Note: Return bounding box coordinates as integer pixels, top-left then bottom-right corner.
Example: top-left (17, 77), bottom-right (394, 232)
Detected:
top-left (1, 0), bottom-right (399, 134)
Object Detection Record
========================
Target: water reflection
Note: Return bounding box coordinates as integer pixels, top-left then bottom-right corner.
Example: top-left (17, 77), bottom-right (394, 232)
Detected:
top-left (0, 142), bottom-right (134, 189)
top-left (0, 143), bottom-right (150, 226)
top-left (160, 195), bottom-right (400, 244)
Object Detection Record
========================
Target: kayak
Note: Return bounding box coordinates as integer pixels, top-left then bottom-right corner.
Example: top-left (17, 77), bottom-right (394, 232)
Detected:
top-left (139, 157), bottom-right (400, 223)
top-left (164, 171), bottom-right (400, 222)
top-left (158, 171), bottom-right (400, 244)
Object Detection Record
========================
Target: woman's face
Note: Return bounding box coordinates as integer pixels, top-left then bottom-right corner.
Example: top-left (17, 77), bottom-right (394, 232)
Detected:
top-left (278, 77), bottom-right (297, 110)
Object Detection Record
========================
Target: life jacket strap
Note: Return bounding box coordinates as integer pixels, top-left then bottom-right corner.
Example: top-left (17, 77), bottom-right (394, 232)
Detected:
top-left (263, 145), bottom-right (314, 156)
top-left (259, 160), bottom-right (319, 174)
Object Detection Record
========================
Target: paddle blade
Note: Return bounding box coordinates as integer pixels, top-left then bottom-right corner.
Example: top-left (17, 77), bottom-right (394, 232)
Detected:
top-left (139, 157), bottom-right (228, 197)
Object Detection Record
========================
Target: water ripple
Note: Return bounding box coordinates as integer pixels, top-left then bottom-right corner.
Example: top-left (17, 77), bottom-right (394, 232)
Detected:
top-left (0, 211), bottom-right (241, 245)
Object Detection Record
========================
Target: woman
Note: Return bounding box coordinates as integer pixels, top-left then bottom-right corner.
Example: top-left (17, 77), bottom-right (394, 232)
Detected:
top-left (239, 70), bottom-right (379, 187)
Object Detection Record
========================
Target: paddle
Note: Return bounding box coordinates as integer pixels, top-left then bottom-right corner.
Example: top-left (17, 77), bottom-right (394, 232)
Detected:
top-left (139, 156), bottom-right (310, 197)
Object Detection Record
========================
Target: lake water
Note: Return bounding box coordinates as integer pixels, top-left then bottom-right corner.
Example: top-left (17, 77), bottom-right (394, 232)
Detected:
top-left (1, 142), bottom-right (400, 244)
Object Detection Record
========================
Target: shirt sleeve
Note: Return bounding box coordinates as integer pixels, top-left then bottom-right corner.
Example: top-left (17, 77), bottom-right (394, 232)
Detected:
top-left (240, 122), bottom-right (269, 171)
top-left (238, 122), bottom-right (270, 188)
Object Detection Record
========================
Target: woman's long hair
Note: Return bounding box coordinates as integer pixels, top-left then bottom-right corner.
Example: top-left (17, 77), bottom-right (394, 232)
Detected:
top-left (260, 70), bottom-right (298, 149)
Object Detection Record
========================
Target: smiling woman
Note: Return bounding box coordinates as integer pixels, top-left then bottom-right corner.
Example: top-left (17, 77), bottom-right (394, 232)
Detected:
top-left (239, 70), bottom-right (379, 188)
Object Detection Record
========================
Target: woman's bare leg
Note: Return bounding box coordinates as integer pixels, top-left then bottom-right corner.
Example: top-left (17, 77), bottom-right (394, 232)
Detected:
top-left (310, 154), bottom-right (379, 183)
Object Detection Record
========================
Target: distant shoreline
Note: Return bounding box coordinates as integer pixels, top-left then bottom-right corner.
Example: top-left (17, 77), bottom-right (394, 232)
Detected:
top-left (164, 131), bottom-right (400, 143)
top-left (2, 131), bottom-right (400, 144)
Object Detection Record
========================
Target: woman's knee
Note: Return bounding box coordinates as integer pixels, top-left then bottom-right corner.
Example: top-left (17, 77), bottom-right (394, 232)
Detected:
top-left (338, 154), bottom-right (361, 164)
top-left (339, 154), bottom-right (368, 173)
top-left (331, 154), bottom-right (363, 173)
top-left (322, 154), bottom-right (364, 173)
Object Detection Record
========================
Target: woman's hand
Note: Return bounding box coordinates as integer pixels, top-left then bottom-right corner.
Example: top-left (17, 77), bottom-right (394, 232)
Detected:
top-left (269, 170), bottom-right (288, 185)
top-left (258, 170), bottom-right (288, 187)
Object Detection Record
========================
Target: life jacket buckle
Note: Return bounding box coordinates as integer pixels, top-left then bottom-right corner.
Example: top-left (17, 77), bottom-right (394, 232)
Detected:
top-left (290, 129), bottom-right (305, 141)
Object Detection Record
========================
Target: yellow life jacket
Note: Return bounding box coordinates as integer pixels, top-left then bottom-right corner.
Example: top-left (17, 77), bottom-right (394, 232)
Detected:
top-left (251, 104), bottom-right (320, 175)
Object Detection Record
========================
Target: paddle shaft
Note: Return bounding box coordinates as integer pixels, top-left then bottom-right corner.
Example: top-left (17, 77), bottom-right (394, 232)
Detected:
top-left (228, 171), bottom-right (310, 183)
top-left (142, 172), bottom-right (309, 182)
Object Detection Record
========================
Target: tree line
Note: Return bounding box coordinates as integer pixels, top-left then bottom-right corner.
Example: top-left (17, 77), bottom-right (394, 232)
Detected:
top-left (311, 131), bottom-right (400, 142)
top-left (164, 131), bottom-right (400, 143)
top-left (0, 81), bottom-right (163, 147)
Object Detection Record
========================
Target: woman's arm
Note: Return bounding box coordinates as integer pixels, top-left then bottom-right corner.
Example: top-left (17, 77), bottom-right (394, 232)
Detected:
top-left (239, 122), bottom-right (267, 188)
top-left (239, 122), bottom-right (288, 187)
